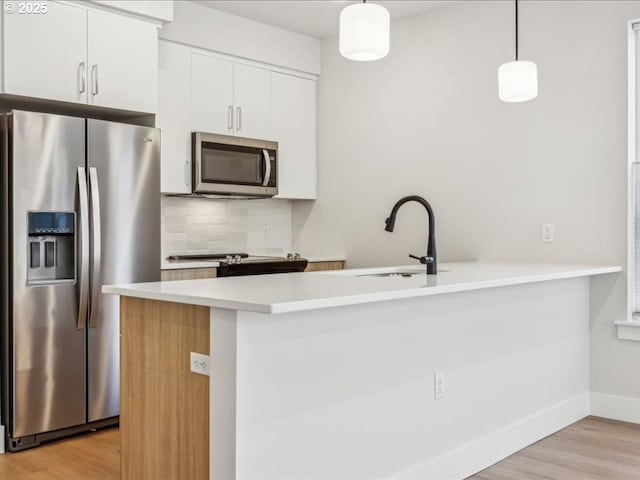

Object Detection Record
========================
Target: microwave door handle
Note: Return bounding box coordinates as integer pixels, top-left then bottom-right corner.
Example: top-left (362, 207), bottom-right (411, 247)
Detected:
top-left (262, 149), bottom-right (271, 187)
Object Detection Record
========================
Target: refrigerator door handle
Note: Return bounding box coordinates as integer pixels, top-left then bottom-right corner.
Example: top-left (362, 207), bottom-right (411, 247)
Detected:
top-left (88, 167), bottom-right (102, 329)
top-left (77, 167), bottom-right (89, 330)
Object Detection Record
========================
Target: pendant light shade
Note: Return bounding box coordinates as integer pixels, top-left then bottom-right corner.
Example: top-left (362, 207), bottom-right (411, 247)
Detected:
top-left (498, 0), bottom-right (538, 102)
top-left (339, 1), bottom-right (390, 62)
top-left (498, 60), bottom-right (538, 102)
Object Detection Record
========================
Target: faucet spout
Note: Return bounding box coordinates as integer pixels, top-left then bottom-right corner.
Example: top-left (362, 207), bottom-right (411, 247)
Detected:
top-left (384, 195), bottom-right (437, 274)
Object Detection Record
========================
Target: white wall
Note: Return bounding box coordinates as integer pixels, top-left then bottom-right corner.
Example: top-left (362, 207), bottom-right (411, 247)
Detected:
top-left (159, 1), bottom-right (321, 75)
top-left (293, 1), bottom-right (640, 400)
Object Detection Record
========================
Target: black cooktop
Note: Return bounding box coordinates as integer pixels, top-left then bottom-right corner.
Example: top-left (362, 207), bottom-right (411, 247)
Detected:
top-left (165, 253), bottom-right (308, 277)
top-left (166, 253), bottom-right (249, 261)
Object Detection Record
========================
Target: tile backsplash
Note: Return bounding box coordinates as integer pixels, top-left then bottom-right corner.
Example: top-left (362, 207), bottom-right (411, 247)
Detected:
top-left (161, 196), bottom-right (292, 260)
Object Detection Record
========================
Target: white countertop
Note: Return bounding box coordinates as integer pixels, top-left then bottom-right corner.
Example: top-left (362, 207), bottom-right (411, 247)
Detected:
top-left (104, 261), bottom-right (621, 314)
top-left (161, 255), bottom-right (347, 270)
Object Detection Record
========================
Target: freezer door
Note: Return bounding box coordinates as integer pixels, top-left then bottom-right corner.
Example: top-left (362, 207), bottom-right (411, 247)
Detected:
top-left (10, 111), bottom-right (87, 437)
top-left (87, 119), bottom-right (160, 422)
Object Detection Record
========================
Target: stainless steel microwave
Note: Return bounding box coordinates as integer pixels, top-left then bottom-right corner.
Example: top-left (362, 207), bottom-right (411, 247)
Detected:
top-left (192, 132), bottom-right (278, 197)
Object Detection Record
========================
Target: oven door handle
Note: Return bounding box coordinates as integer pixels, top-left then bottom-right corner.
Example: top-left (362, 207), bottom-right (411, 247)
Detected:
top-left (261, 149), bottom-right (271, 187)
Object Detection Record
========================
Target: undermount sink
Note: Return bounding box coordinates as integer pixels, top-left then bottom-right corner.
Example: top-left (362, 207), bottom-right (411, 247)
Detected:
top-left (358, 271), bottom-right (421, 278)
top-left (322, 267), bottom-right (451, 278)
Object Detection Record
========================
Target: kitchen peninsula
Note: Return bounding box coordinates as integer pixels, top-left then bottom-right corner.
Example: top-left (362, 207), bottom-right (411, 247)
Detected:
top-left (104, 261), bottom-right (621, 480)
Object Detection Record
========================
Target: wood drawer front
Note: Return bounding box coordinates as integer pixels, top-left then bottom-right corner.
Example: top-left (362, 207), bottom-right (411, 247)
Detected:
top-left (305, 261), bottom-right (345, 272)
top-left (161, 267), bottom-right (217, 281)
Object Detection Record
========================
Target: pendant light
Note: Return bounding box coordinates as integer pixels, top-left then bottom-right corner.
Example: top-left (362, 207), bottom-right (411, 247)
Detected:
top-left (498, 0), bottom-right (538, 102)
top-left (339, 0), bottom-right (390, 62)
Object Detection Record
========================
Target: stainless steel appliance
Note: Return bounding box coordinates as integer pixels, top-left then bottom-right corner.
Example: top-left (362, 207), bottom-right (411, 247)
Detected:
top-left (0, 110), bottom-right (160, 450)
top-left (166, 253), bottom-right (307, 276)
top-left (192, 132), bottom-right (277, 197)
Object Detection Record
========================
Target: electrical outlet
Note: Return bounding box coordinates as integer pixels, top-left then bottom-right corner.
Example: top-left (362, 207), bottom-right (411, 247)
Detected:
top-left (190, 352), bottom-right (210, 376)
top-left (434, 372), bottom-right (445, 401)
top-left (262, 224), bottom-right (269, 236)
top-left (542, 223), bottom-right (554, 243)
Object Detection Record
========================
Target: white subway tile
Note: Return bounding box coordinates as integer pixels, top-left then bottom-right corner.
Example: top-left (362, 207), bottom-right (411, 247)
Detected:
top-left (188, 216), bottom-right (228, 225)
top-left (187, 234), bottom-right (209, 250)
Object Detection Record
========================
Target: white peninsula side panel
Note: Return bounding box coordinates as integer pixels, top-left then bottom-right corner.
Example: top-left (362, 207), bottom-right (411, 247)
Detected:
top-left (210, 277), bottom-right (591, 480)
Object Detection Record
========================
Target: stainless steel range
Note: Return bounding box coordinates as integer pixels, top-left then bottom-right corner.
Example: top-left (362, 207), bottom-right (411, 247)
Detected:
top-left (166, 253), bottom-right (308, 277)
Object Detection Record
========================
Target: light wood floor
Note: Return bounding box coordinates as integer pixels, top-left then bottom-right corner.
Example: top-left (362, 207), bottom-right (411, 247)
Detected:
top-left (0, 428), bottom-right (119, 479)
top-left (0, 417), bottom-right (638, 479)
top-left (470, 416), bottom-right (640, 479)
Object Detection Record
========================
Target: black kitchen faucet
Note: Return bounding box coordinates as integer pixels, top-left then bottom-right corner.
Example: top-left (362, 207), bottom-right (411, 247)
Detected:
top-left (384, 195), bottom-right (437, 275)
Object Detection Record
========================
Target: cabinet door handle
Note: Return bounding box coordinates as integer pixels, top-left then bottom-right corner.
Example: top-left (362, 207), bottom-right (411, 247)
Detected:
top-left (78, 62), bottom-right (86, 94)
top-left (91, 64), bottom-right (99, 95)
top-left (185, 160), bottom-right (190, 188)
top-left (227, 105), bottom-right (234, 131)
top-left (236, 106), bottom-right (242, 131)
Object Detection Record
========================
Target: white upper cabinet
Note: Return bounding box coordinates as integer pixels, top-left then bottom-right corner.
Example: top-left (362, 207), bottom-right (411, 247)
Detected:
top-left (158, 41), bottom-right (192, 194)
top-left (272, 73), bottom-right (317, 200)
top-left (2, 3), bottom-right (158, 113)
top-left (190, 55), bottom-right (271, 140)
top-left (87, 10), bottom-right (158, 113)
top-left (4, 2), bottom-right (88, 104)
top-left (158, 41), bottom-right (317, 199)
top-left (234, 64), bottom-right (271, 140)
top-left (191, 54), bottom-right (235, 136)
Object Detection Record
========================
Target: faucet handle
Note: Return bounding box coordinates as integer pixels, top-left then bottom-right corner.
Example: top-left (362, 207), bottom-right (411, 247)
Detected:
top-left (409, 254), bottom-right (426, 264)
top-left (409, 254), bottom-right (434, 265)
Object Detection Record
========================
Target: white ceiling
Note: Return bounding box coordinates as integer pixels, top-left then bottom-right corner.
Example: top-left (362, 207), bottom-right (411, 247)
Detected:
top-left (192, 1), bottom-right (456, 39)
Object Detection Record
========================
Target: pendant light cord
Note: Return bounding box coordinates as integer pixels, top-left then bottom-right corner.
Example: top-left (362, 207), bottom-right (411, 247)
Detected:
top-left (515, 0), bottom-right (519, 61)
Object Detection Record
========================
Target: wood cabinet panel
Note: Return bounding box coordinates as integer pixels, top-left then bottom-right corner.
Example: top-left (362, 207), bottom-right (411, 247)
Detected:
top-left (305, 261), bottom-right (345, 272)
top-left (120, 297), bottom-right (210, 480)
top-left (161, 268), bottom-right (217, 281)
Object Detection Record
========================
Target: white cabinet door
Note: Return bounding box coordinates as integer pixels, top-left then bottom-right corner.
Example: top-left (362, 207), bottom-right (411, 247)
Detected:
top-left (4, 2), bottom-right (87, 104)
top-left (191, 54), bottom-right (235, 135)
top-left (87, 9), bottom-right (158, 113)
top-left (234, 64), bottom-right (271, 140)
top-left (272, 73), bottom-right (317, 199)
top-left (158, 41), bottom-right (192, 194)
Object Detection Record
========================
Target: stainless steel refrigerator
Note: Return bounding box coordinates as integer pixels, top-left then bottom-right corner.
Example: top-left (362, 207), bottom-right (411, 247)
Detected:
top-left (0, 110), bottom-right (160, 450)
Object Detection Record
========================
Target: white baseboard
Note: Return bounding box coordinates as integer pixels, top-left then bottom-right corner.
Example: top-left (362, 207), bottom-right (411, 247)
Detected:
top-left (590, 392), bottom-right (640, 424)
top-left (395, 393), bottom-right (589, 480)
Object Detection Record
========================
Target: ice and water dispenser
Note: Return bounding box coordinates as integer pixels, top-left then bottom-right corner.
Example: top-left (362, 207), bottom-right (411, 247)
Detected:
top-left (27, 212), bottom-right (75, 284)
